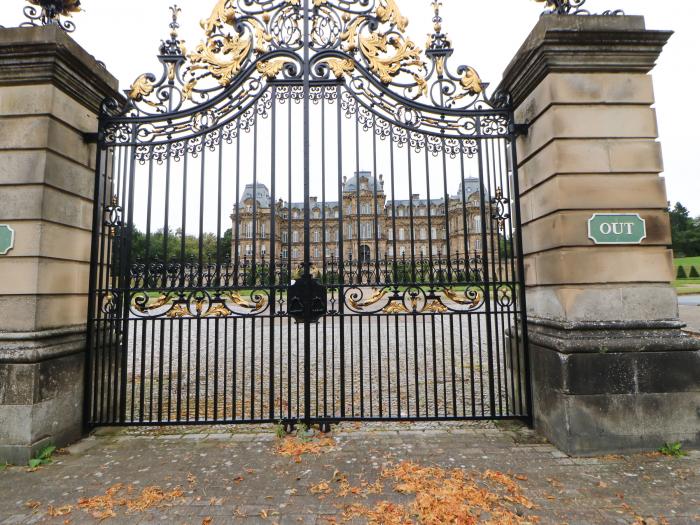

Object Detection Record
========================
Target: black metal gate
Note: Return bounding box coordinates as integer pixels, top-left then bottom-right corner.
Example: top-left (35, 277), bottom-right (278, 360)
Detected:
top-left (86, 0), bottom-right (531, 427)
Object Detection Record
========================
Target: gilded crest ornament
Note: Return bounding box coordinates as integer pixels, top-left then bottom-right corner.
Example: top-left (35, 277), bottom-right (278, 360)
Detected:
top-left (22, 0), bottom-right (81, 32)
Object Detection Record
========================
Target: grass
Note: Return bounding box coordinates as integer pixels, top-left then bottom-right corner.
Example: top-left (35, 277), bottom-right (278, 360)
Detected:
top-left (674, 257), bottom-right (700, 267)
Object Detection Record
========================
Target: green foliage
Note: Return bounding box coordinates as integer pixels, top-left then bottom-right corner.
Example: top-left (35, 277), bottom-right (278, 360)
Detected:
top-left (659, 442), bottom-right (687, 458)
top-left (296, 420), bottom-right (310, 442)
top-left (28, 445), bottom-right (56, 469)
top-left (670, 202), bottom-right (700, 257)
top-left (274, 421), bottom-right (286, 439)
top-left (677, 265), bottom-right (688, 280)
top-left (127, 228), bottom-right (233, 263)
top-left (0, 462), bottom-right (9, 472)
top-left (690, 266), bottom-right (700, 279)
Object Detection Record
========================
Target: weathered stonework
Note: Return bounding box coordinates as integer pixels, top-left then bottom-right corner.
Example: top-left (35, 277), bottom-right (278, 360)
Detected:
top-left (499, 15), bottom-right (700, 455)
top-left (0, 26), bottom-right (120, 464)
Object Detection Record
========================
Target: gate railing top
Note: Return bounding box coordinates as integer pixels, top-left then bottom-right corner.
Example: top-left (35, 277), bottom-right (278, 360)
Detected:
top-left (121, 0), bottom-right (498, 120)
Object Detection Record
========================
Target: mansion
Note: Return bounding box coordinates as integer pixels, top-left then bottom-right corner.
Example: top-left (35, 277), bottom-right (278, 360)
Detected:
top-left (231, 172), bottom-right (488, 264)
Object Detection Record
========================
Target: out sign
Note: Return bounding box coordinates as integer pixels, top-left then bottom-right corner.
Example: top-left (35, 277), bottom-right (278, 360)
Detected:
top-left (588, 214), bottom-right (647, 245)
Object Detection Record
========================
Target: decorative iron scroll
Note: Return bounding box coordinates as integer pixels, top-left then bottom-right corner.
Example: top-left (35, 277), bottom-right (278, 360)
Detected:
top-left (21, 0), bottom-right (81, 32)
top-left (98, 0), bottom-right (514, 150)
top-left (536, 0), bottom-right (624, 16)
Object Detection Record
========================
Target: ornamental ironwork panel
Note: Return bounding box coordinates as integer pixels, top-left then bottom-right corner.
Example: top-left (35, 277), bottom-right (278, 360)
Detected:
top-left (86, 0), bottom-right (531, 428)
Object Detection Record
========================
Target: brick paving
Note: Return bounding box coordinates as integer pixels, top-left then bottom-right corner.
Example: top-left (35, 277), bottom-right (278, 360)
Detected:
top-left (1, 422), bottom-right (698, 524)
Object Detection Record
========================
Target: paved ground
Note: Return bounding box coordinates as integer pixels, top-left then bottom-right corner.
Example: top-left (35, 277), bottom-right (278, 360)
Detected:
top-left (680, 303), bottom-right (700, 335)
top-left (1, 422), bottom-right (698, 524)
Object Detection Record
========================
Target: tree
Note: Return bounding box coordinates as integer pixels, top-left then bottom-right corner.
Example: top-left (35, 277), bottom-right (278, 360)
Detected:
top-left (669, 202), bottom-right (700, 257)
top-left (677, 266), bottom-right (687, 280)
top-left (690, 266), bottom-right (700, 279)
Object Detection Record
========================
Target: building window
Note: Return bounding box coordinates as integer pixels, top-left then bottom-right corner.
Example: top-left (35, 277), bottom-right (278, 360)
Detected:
top-left (399, 228), bottom-right (405, 241)
top-left (292, 231), bottom-right (300, 243)
top-left (474, 216), bottom-right (482, 232)
top-left (475, 239), bottom-right (481, 252)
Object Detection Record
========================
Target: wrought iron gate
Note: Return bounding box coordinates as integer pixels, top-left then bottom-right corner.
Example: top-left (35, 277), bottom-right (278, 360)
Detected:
top-left (86, 0), bottom-right (531, 427)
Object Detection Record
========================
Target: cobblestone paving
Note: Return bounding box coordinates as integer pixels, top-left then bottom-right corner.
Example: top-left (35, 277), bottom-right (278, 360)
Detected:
top-left (1, 422), bottom-right (698, 524)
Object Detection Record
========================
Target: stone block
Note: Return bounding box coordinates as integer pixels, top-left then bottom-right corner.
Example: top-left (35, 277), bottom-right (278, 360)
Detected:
top-left (530, 343), bottom-right (700, 456)
top-left (525, 284), bottom-right (679, 323)
top-left (0, 185), bottom-right (93, 230)
top-left (520, 174), bottom-right (668, 224)
top-left (0, 295), bottom-right (88, 332)
top-left (0, 115), bottom-right (92, 167)
top-left (517, 139), bottom-right (664, 193)
top-left (0, 257), bottom-right (90, 295)
top-left (0, 84), bottom-right (98, 133)
top-left (0, 351), bottom-right (85, 465)
top-left (524, 246), bottom-right (674, 286)
top-left (521, 209), bottom-right (671, 254)
top-left (518, 105), bottom-right (659, 162)
top-left (3, 221), bottom-right (91, 262)
top-left (515, 72), bottom-right (655, 125)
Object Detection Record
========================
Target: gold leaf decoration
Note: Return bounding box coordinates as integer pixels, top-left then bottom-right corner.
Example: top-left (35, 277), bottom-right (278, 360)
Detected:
top-left (134, 294), bottom-right (169, 313)
top-left (460, 67), bottom-right (484, 96)
top-left (383, 301), bottom-right (410, 314)
top-left (375, 0), bottom-right (408, 32)
top-left (359, 33), bottom-right (423, 84)
top-left (189, 33), bottom-right (252, 86)
top-left (166, 304), bottom-right (189, 318)
top-left (128, 74), bottom-right (155, 102)
top-left (257, 59), bottom-right (290, 80)
top-left (29, 0), bottom-right (81, 16)
top-left (227, 291), bottom-right (266, 311)
top-left (201, 0), bottom-right (236, 36)
top-left (323, 58), bottom-right (356, 78)
top-left (205, 304), bottom-right (232, 318)
top-left (349, 288), bottom-right (387, 310)
top-left (422, 300), bottom-right (448, 314)
top-left (444, 288), bottom-right (482, 308)
top-left (340, 16), bottom-right (366, 53)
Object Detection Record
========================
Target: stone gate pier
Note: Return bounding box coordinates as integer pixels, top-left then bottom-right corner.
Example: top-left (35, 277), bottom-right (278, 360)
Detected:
top-left (500, 15), bottom-right (700, 455)
top-left (0, 26), bottom-right (119, 464)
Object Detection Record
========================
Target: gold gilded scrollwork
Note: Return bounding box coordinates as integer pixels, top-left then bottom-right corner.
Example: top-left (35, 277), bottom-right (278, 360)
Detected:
top-left (201, 0), bottom-right (236, 36)
top-left (205, 304), bottom-right (233, 318)
top-left (128, 74), bottom-right (156, 102)
top-left (227, 291), bottom-right (266, 312)
top-left (257, 59), bottom-right (291, 80)
top-left (383, 301), bottom-right (410, 314)
top-left (134, 294), bottom-right (170, 313)
top-left (459, 67), bottom-right (484, 96)
top-left (359, 33), bottom-right (422, 84)
top-left (323, 58), bottom-right (356, 78)
top-left (349, 288), bottom-right (387, 310)
top-left (443, 288), bottom-right (482, 308)
top-left (189, 33), bottom-right (252, 86)
top-left (376, 0), bottom-right (408, 32)
top-left (422, 300), bottom-right (448, 314)
top-left (29, 0), bottom-right (81, 16)
top-left (166, 304), bottom-right (189, 318)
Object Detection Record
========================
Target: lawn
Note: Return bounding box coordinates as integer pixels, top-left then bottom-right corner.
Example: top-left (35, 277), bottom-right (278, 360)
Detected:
top-left (674, 256), bottom-right (700, 268)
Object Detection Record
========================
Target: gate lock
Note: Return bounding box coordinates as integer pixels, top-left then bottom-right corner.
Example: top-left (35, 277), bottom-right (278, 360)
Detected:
top-left (288, 276), bottom-right (327, 323)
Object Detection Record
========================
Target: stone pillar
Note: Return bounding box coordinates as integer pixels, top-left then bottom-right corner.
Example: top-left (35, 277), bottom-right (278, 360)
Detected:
top-left (0, 26), bottom-right (119, 464)
top-left (499, 15), bottom-right (700, 455)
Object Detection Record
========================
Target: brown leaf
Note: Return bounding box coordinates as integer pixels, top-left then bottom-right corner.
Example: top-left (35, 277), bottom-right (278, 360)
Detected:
top-left (202, 518), bottom-right (213, 525)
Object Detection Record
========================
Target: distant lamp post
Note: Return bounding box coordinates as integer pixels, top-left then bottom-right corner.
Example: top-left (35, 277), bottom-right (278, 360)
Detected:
top-left (21, 0), bottom-right (82, 32)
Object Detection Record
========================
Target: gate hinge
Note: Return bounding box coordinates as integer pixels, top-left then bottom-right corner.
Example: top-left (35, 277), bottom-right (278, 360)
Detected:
top-left (510, 123), bottom-right (529, 137)
top-left (83, 132), bottom-right (99, 144)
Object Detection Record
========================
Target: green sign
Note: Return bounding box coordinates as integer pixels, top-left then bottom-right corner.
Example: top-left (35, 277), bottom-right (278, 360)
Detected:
top-left (588, 214), bottom-right (646, 245)
top-left (0, 225), bottom-right (15, 255)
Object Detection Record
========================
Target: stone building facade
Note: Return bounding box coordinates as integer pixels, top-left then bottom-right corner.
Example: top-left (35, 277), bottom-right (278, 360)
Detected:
top-left (232, 171), bottom-right (486, 265)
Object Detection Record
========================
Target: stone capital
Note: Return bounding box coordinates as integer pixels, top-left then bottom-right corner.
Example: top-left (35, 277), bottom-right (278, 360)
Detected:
top-left (0, 25), bottom-right (121, 114)
top-left (498, 15), bottom-right (672, 108)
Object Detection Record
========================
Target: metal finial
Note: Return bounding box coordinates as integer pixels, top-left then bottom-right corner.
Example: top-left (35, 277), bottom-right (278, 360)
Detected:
top-left (426, 0), bottom-right (451, 53)
top-left (160, 5), bottom-right (185, 56)
top-left (21, 0), bottom-right (81, 33)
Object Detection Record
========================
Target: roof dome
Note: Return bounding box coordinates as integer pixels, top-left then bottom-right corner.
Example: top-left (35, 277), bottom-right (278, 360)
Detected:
top-left (343, 171), bottom-right (384, 193)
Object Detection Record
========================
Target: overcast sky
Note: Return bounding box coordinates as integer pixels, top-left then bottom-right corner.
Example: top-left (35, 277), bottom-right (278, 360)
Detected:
top-left (2, 0), bottom-right (699, 216)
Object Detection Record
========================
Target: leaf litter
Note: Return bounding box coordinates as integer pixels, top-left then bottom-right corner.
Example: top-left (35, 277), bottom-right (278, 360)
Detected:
top-left (75, 483), bottom-right (184, 520)
top-left (321, 461), bottom-right (539, 524)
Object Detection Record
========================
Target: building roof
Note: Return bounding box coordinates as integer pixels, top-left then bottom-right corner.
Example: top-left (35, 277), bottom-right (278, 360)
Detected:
top-left (240, 183), bottom-right (271, 208)
top-left (344, 171), bottom-right (384, 193)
